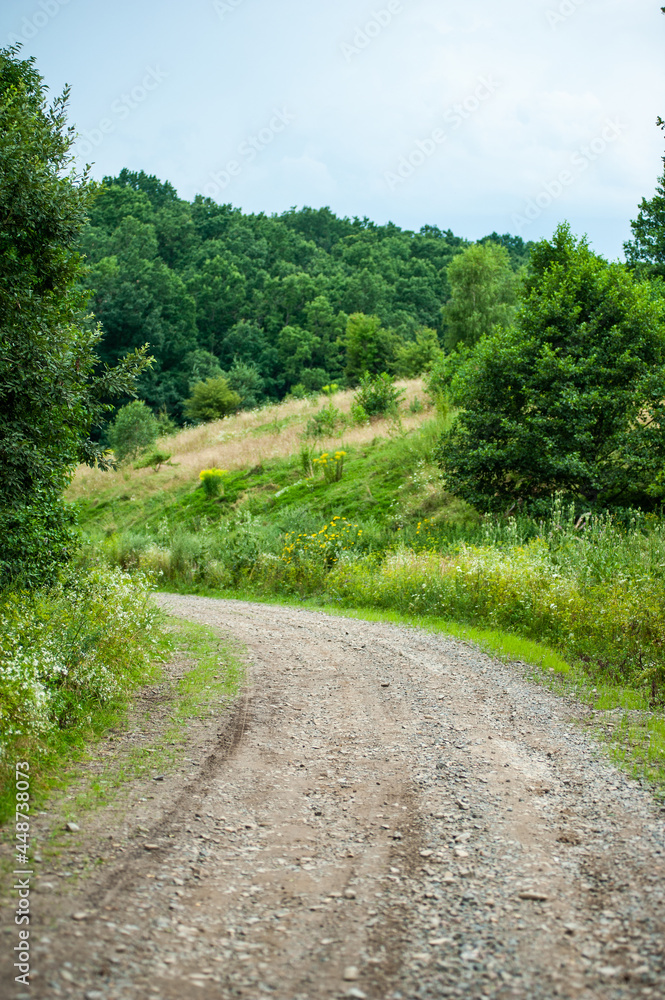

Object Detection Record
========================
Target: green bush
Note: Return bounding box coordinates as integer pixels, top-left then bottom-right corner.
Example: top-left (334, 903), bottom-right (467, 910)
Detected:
top-left (184, 376), bottom-right (241, 423)
top-left (305, 403), bottom-right (345, 437)
top-left (0, 565), bottom-right (162, 769)
top-left (352, 371), bottom-right (405, 420)
top-left (134, 449), bottom-right (172, 471)
top-left (437, 224), bottom-right (665, 511)
top-left (108, 401), bottom-right (160, 462)
top-left (199, 467), bottom-right (227, 498)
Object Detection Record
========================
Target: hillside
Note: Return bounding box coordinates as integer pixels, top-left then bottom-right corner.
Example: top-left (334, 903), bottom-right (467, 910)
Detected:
top-left (71, 378), bottom-right (469, 543)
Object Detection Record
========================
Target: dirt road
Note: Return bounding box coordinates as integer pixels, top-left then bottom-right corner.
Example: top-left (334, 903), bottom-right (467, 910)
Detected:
top-left (2, 595), bottom-right (664, 1000)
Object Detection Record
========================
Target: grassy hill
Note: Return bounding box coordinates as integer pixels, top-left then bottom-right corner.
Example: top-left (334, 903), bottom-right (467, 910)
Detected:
top-left (71, 379), bottom-right (472, 547)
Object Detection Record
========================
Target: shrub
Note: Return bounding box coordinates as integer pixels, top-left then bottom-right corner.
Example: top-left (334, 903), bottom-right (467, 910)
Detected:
top-left (199, 468), bottom-right (227, 498)
top-left (134, 449), bottom-right (172, 471)
top-left (352, 371), bottom-right (405, 420)
top-left (184, 376), bottom-right (241, 423)
top-left (393, 328), bottom-right (442, 377)
top-left (437, 224), bottom-right (665, 512)
top-left (108, 401), bottom-right (160, 462)
top-left (0, 565), bottom-right (161, 765)
top-left (305, 403), bottom-right (345, 437)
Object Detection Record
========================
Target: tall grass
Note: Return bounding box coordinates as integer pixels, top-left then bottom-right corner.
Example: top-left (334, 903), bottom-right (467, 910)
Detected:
top-left (0, 565), bottom-right (164, 821)
top-left (99, 499), bottom-right (665, 704)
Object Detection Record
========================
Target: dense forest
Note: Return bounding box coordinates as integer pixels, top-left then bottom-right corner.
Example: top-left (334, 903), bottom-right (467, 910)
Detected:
top-left (81, 170), bottom-right (531, 419)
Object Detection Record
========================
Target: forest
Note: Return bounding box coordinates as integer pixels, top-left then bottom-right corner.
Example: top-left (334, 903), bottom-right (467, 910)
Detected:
top-left (82, 168), bottom-right (530, 419)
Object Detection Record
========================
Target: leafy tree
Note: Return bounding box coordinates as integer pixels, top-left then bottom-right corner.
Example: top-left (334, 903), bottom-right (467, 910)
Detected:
top-left (0, 47), bottom-right (149, 587)
top-left (437, 224), bottom-right (665, 511)
top-left (352, 372), bottom-right (405, 420)
top-left (107, 401), bottom-right (159, 462)
top-left (442, 242), bottom-right (520, 351)
top-left (344, 313), bottom-right (399, 383)
top-left (183, 376), bottom-right (241, 423)
top-left (222, 359), bottom-right (265, 409)
top-left (393, 327), bottom-right (442, 377)
top-left (624, 162), bottom-right (665, 280)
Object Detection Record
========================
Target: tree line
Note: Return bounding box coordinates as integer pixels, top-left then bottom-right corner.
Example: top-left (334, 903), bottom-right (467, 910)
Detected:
top-left (82, 169), bottom-right (531, 421)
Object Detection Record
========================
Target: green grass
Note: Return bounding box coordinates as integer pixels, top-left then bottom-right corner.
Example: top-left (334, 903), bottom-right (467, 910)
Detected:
top-left (0, 616), bottom-right (245, 891)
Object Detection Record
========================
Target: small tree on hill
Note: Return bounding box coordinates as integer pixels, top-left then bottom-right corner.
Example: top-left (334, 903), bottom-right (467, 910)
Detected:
top-left (183, 376), bottom-right (241, 423)
top-left (436, 223), bottom-right (665, 511)
top-left (107, 401), bottom-right (159, 462)
top-left (442, 242), bottom-right (521, 351)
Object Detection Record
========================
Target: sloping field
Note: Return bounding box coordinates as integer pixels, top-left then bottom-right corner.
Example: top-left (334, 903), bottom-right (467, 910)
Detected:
top-left (68, 379), bottom-right (428, 507)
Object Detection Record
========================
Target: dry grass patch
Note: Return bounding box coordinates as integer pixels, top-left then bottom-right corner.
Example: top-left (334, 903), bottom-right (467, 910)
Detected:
top-left (69, 380), bottom-right (428, 501)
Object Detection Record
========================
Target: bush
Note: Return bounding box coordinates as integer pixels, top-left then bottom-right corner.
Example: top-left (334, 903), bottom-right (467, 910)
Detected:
top-left (199, 468), bottom-right (227, 498)
top-left (0, 565), bottom-right (161, 767)
top-left (184, 376), bottom-right (241, 423)
top-left (393, 328), bottom-right (442, 377)
top-left (305, 403), bottom-right (345, 437)
top-left (108, 401), bottom-right (160, 462)
top-left (352, 371), bottom-right (405, 420)
top-left (134, 449), bottom-right (172, 471)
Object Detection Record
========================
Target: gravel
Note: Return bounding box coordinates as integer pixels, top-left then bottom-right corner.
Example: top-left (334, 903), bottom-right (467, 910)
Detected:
top-left (2, 594), bottom-right (663, 1000)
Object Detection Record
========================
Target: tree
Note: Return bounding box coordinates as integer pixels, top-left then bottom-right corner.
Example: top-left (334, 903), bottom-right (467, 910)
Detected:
top-left (0, 47), bottom-right (149, 587)
top-left (107, 401), bottom-right (159, 462)
top-left (436, 224), bottom-right (665, 511)
top-left (344, 313), bottom-right (399, 383)
top-left (183, 376), bottom-right (241, 423)
top-left (624, 164), bottom-right (665, 280)
top-left (393, 327), bottom-right (442, 377)
top-left (442, 242), bottom-right (520, 351)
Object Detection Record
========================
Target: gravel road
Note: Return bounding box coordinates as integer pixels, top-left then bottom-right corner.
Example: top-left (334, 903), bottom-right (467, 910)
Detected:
top-left (3, 595), bottom-right (664, 1000)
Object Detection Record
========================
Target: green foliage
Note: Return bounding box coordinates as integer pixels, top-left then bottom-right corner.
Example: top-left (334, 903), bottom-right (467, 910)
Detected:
top-left (344, 313), bottom-right (399, 383)
top-left (84, 181), bottom-right (486, 416)
top-left (108, 400), bottom-right (159, 462)
top-left (437, 224), bottom-right (665, 511)
top-left (134, 448), bottom-right (172, 472)
top-left (312, 450), bottom-right (346, 484)
top-left (0, 48), bottom-right (150, 587)
top-left (442, 241), bottom-right (521, 350)
top-left (352, 371), bottom-right (405, 420)
top-left (0, 564), bottom-right (161, 771)
top-left (199, 467), bottom-right (227, 498)
top-left (222, 358), bottom-right (265, 409)
top-left (393, 327), bottom-right (442, 377)
top-left (304, 402), bottom-right (345, 438)
top-left (183, 376), bottom-right (241, 423)
top-left (624, 159), bottom-right (665, 280)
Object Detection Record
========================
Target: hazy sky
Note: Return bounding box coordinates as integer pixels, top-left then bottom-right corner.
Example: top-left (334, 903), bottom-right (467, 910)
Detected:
top-left (3, 0), bottom-right (664, 257)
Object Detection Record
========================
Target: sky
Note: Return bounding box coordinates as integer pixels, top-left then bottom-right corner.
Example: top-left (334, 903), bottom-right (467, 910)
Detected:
top-left (2, 0), bottom-right (664, 258)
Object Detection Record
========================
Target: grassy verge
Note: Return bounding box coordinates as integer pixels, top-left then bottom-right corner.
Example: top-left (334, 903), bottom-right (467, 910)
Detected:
top-left (0, 616), bottom-right (245, 888)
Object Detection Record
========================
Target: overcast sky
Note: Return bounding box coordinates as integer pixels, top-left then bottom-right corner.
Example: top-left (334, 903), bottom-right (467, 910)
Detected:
top-left (3, 0), bottom-right (664, 257)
